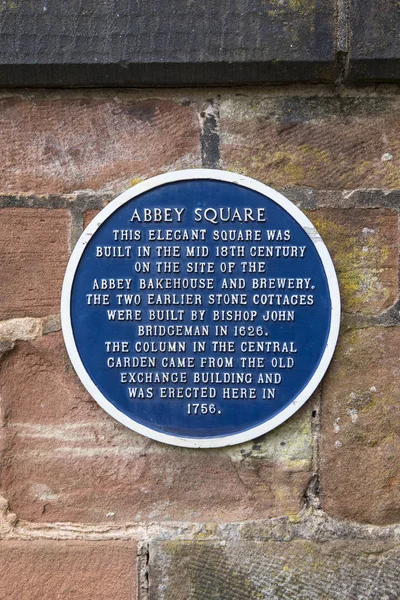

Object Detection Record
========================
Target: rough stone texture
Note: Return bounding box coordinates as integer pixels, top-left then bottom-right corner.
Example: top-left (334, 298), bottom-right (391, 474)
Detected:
top-left (320, 328), bottom-right (400, 525)
top-left (0, 318), bottom-right (42, 343)
top-left (149, 539), bottom-right (400, 600)
top-left (0, 541), bottom-right (137, 599)
top-left (308, 209), bottom-right (398, 315)
top-left (0, 332), bottom-right (313, 523)
top-left (0, 494), bottom-right (17, 535)
top-left (0, 1), bottom-right (336, 86)
top-left (348, 0), bottom-right (400, 82)
top-left (0, 94), bottom-right (200, 194)
top-left (83, 209), bottom-right (101, 229)
top-left (0, 209), bottom-right (70, 319)
top-left (238, 508), bottom-right (400, 542)
top-left (41, 314), bottom-right (61, 335)
top-left (220, 93), bottom-right (400, 189)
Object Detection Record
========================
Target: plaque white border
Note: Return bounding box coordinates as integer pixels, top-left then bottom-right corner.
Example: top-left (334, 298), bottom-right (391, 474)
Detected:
top-left (61, 169), bottom-right (340, 448)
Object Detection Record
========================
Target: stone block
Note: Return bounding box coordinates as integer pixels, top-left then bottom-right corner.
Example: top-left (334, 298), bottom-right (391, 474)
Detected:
top-left (0, 95), bottom-right (200, 194)
top-left (0, 332), bottom-right (313, 523)
top-left (221, 93), bottom-right (400, 189)
top-left (320, 327), bottom-right (400, 524)
top-left (149, 539), bottom-right (400, 599)
top-left (308, 209), bottom-right (398, 315)
top-left (0, 209), bottom-right (70, 319)
top-left (0, 1), bottom-right (336, 86)
top-left (348, 0), bottom-right (400, 82)
top-left (0, 541), bottom-right (137, 600)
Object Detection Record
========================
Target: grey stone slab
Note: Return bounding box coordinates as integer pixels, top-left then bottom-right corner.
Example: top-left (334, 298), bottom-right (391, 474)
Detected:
top-left (0, 0), bottom-right (336, 86)
top-left (347, 0), bottom-right (400, 82)
top-left (149, 540), bottom-right (400, 600)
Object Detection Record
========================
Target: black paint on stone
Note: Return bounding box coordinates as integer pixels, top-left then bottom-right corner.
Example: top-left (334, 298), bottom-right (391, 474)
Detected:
top-left (347, 0), bottom-right (400, 82)
top-left (0, 0), bottom-right (336, 87)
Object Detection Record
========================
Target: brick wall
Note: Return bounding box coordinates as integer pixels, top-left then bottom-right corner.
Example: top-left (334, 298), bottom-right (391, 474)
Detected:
top-left (0, 88), bottom-right (399, 598)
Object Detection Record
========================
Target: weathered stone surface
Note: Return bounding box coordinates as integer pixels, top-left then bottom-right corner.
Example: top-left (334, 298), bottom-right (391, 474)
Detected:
top-left (0, 95), bottom-right (200, 194)
top-left (0, 332), bottom-right (312, 523)
top-left (320, 328), bottom-right (400, 525)
top-left (238, 507), bottom-right (400, 542)
top-left (0, 318), bottom-right (42, 342)
top-left (149, 539), bottom-right (400, 600)
top-left (0, 209), bottom-right (70, 319)
top-left (0, 494), bottom-right (17, 535)
top-left (83, 209), bottom-right (101, 229)
top-left (41, 314), bottom-right (61, 335)
top-left (0, 541), bottom-right (136, 600)
top-left (348, 0), bottom-right (400, 82)
top-left (308, 209), bottom-right (398, 315)
top-left (0, 1), bottom-right (336, 86)
top-left (221, 93), bottom-right (400, 189)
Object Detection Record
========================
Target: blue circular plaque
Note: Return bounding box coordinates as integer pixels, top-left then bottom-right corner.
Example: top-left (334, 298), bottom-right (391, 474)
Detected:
top-left (62, 170), bottom-right (340, 447)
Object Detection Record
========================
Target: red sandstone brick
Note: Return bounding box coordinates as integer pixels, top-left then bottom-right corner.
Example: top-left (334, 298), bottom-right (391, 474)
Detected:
top-left (221, 94), bottom-right (400, 189)
top-left (320, 327), bottom-right (400, 525)
top-left (0, 95), bottom-right (200, 194)
top-left (0, 541), bottom-right (137, 600)
top-left (0, 332), bottom-right (312, 523)
top-left (83, 209), bottom-right (101, 229)
top-left (0, 209), bottom-right (70, 319)
top-left (308, 209), bottom-right (398, 315)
